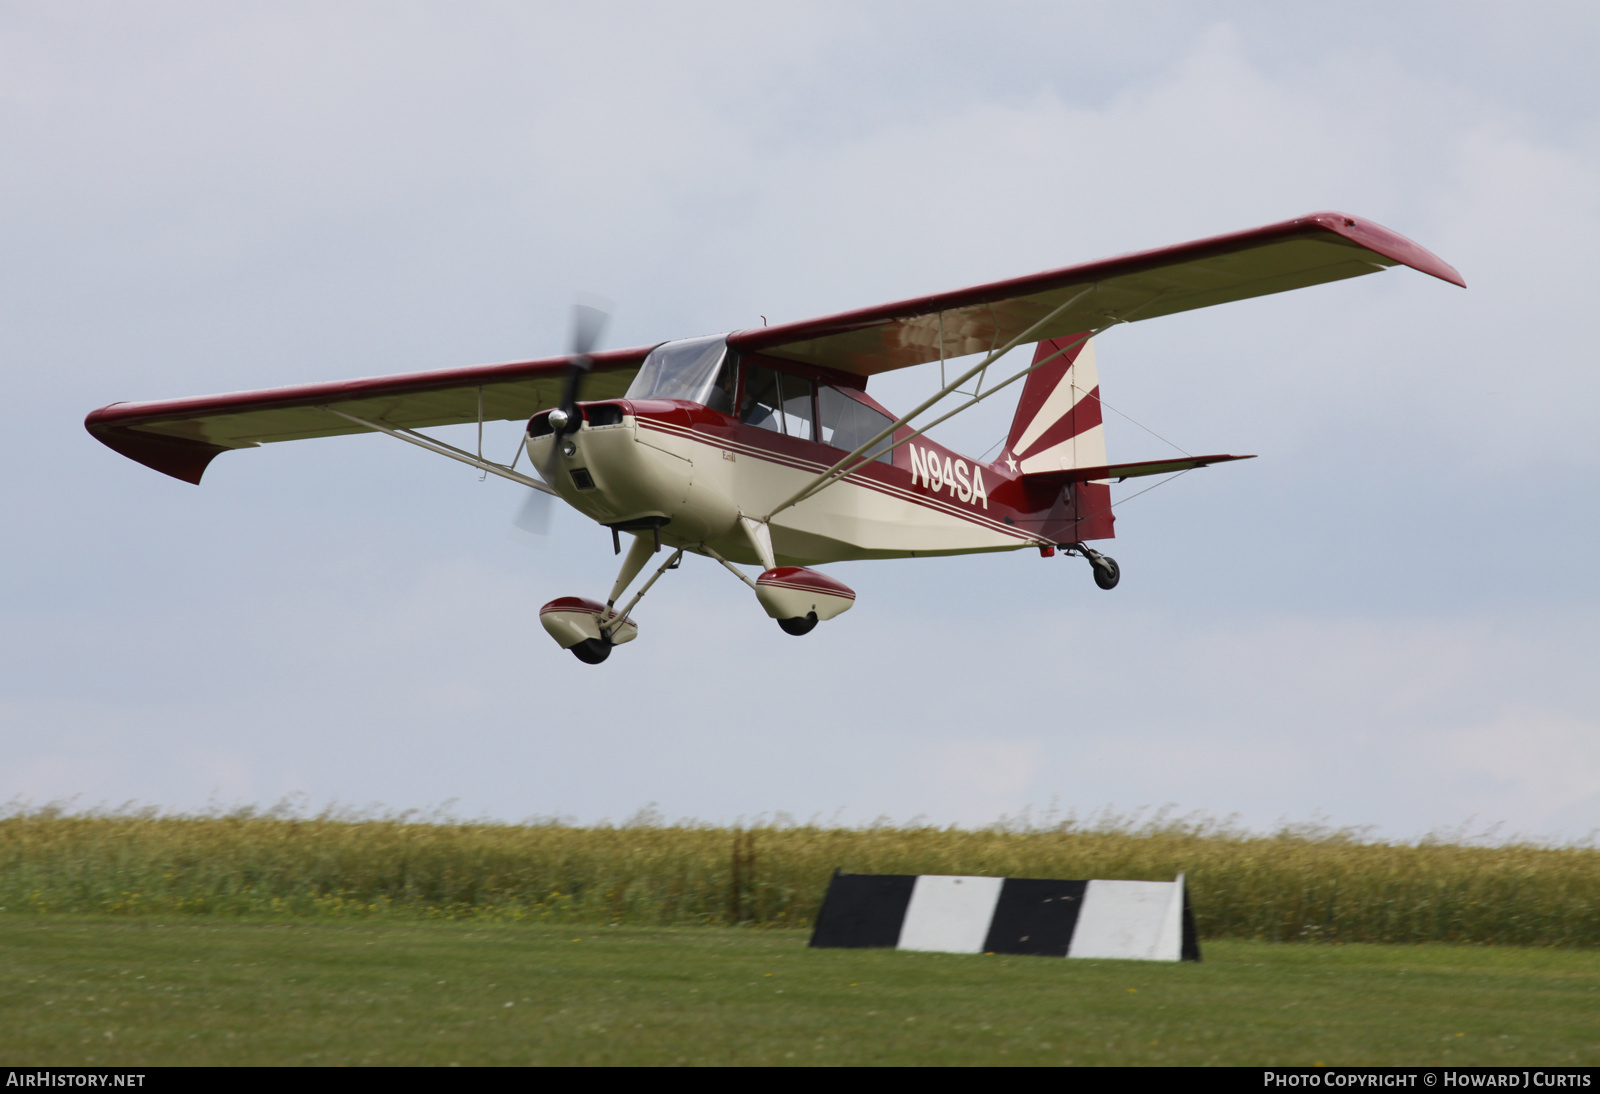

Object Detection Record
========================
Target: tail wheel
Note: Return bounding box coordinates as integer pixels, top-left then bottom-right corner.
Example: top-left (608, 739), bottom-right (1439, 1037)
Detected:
top-left (1092, 556), bottom-right (1120, 590)
top-left (777, 612), bottom-right (819, 636)
top-left (569, 637), bottom-right (613, 664)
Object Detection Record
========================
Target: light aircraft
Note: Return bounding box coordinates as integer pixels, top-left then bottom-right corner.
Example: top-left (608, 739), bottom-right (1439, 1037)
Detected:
top-left (87, 212), bottom-right (1462, 663)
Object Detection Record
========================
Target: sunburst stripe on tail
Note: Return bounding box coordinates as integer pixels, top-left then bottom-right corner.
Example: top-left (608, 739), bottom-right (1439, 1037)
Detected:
top-left (1003, 335), bottom-right (1107, 476)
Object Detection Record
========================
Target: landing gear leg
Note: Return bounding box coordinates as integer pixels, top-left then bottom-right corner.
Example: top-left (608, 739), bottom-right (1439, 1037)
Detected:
top-left (1066, 542), bottom-right (1120, 590)
top-left (606, 533), bottom-right (657, 614)
top-left (597, 545), bottom-right (684, 645)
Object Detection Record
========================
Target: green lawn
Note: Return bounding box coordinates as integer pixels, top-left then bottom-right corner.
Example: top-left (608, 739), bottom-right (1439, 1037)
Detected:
top-left (1, 917), bottom-right (1596, 1066)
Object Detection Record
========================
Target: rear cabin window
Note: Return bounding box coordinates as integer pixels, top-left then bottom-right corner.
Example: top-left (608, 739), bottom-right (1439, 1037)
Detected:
top-left (740, 368), bottom-right (895, 465)
top-left (818, 385), bottom-right (894, 465)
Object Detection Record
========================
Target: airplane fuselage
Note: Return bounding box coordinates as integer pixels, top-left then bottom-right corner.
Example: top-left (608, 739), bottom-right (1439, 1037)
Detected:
top-left (526, 395), bottom-right (1109, 566)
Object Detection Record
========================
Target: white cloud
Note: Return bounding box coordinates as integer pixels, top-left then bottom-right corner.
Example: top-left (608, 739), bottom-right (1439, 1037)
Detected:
top-left (1432, 707), bottom-right (1600, 841)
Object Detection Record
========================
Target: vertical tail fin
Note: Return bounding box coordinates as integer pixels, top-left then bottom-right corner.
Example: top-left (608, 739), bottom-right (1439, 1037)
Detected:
top-left (1003, 335), bottom-right (1114, 541)
top-left (1004, 334), bottom-right (1106, 474)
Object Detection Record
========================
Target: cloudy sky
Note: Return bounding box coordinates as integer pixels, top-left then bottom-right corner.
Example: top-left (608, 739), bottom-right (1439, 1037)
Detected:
top-left (3, 2), bottom-right (1596, 841)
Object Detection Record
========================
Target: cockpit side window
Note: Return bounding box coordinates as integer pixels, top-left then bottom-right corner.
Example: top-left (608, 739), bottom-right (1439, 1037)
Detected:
top-left (740, 364), bottom-right (783, 433)
top-left (740, 365), bottom-right (817, 440)
top-left (705, 352), bottom-right (737, 414)
top-left (779, 374), bottom-right (816, 440)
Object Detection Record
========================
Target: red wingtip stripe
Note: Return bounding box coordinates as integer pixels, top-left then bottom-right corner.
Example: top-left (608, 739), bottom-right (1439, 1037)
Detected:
top-left (83, 420), bottom-right (228, 485)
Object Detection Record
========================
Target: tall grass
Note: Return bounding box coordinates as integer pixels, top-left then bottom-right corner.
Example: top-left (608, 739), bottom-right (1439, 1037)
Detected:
top-left (2, 805), bottom-right (1596, 945)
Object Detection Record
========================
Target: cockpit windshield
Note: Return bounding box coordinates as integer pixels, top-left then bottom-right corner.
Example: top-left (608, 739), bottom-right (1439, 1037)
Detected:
top-left (625, 335), bottom-right (735, 411)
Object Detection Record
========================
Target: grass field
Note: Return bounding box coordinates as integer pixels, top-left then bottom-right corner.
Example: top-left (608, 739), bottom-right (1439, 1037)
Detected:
top-left (2, 917), bottom-right (1597, 1066)
top-left (5, 811), bottom-right (1598, 945)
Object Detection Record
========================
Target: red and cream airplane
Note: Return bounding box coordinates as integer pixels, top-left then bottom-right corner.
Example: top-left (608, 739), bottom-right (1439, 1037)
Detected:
top-left (86, 213), bottom-right (1462, 663)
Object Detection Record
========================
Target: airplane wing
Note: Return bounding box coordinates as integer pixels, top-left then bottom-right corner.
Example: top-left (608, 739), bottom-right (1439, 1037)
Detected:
top-left (84, 346), bottom-right (652, 484)
top-left (729, 212), bottom-right (1463, 375)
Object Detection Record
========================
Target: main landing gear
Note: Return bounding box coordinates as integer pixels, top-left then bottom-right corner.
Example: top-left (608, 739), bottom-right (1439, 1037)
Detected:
top-left (1061, 542), bottom-right (1120, 590)
top-left (538, 535), bottom-right (677, 664)
top-left (704, 521), bottom-right (856, 638)
top-left (701, 550), bottom-right (856, 637)
top-left (541, 522), bottom-right (859, 662)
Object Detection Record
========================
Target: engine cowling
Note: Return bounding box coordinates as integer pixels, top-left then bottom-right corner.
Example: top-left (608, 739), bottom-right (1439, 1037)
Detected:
top-left (525, 403), bottom-right (740, 545)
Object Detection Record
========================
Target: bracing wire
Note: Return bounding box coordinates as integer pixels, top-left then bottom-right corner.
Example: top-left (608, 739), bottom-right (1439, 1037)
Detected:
top-left (1109, 468), bottom-right (1194, 509)
top-left (1083, 389), bottom-right (1193, 458)
top-left (1001, 469), bottom-right (1196, 527)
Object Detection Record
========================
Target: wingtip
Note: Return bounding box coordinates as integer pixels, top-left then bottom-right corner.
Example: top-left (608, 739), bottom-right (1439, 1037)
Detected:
top-left (1307, 211), bottom-right (1466, 288)
top-left (84, 413), bottom-right (226, 485)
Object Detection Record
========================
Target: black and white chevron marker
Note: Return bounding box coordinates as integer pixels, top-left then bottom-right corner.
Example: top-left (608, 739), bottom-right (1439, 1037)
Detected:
top-left (809, 872), bottom-right (1200, 962)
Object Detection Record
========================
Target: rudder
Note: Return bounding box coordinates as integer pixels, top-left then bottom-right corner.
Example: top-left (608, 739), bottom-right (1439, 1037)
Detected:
top-left (1003, 335), bottom-right (1114, 541)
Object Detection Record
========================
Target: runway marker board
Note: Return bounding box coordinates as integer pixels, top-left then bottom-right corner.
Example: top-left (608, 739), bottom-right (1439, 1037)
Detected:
top-left (809, 871), bottom-right (1200, 962)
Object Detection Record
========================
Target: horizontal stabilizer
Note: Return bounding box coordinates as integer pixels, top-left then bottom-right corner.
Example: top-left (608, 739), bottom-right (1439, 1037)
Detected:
top-left (1024, 453), bottom-right (1255, 485)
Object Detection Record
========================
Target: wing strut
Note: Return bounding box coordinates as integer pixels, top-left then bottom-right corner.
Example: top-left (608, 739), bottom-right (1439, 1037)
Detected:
top-left (320, 407), bottom-right (558, 495)
top-left (760, 286), bottom-right (1099, 520)
top-left (761, 288), bottom-right (1167, 521)
top-left (698, 543), bottom-right (760, 591)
